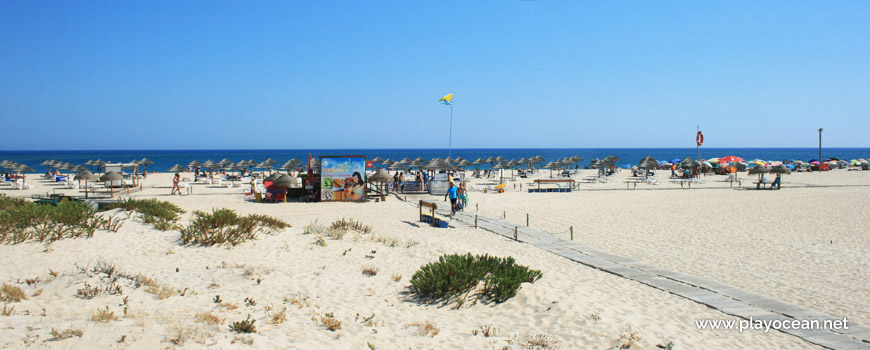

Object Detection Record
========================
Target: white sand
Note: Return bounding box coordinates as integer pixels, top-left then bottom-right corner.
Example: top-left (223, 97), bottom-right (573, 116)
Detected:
top-left (1, 169), bottom-right (863, 349)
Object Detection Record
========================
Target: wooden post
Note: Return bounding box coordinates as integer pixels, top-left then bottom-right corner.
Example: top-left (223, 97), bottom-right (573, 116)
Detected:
top-left (418, 200), bottom-right (422, 221)
top-left (526, 213), bottom-right (529, 226)
top-left (570, 226), bottom-right (573, 240)
top-left (503, 211), bottom-right (506, 219)
top-left (476, 203), bottom-right (478, 212)
top-left (475, 215), bottom-right (478, 229)
top-left (514, 226), bottom-right (518, 241)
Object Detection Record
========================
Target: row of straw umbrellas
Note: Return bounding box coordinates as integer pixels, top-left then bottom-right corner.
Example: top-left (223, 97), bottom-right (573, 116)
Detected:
top-left (167, 158), bottom-right (315, 174)
top-left (367, 155), bottom-right (589, 171)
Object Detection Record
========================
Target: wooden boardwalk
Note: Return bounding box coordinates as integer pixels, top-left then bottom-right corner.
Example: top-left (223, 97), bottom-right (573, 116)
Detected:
top-left (438, 208), bottom-right (870, 350)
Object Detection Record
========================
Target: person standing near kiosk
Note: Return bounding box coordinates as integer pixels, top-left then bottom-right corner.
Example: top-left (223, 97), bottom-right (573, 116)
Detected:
top-left (444, 182), bottom-right (459, 214)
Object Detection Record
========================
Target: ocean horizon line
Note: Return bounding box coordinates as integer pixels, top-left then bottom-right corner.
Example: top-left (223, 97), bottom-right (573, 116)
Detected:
top-left (2, 146), bottom-right (868, 153)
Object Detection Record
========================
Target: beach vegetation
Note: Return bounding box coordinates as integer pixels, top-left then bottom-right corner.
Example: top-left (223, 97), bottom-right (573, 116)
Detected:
top-left (195, 312), bottom-right (224, 325)
top-left (518, 332), bottom-right (560, 349)
top-left (410, 253), bottom-right (542, 306)
top-left (1, 304), bottom-right (13, 316)
top-left (0, 284), bottom-right (27, 302)
top-left (91, 306), bottom-right (120, 322)
top-left (362, 266), bottom-right (379, 277)
top-left (329, 218), bottom-right (372, 234)
top-left (179, 208), bottom-right (289, 246)
top-left (472, 324), bottom-right (500, 337)
top-left (229, 315), bottom-right (257, 333)
top-left (268, 308), bottom-right (287, 325)
top-left (317, 312), bottom-right (342, 331)
top-left (50, 328), bottom-right (83, 340)
top-left (303, 222), bottom-right (325, 235)
top-left (76, 282), bottom-right (123, 299)
top-left (391, 273), bottom-right (402, 282)
top-left (104, 198), bottom-right (183, 231)
top-left (407, 321), bottom-right (440, 337)
top-left (0, 195), bottom-right (112, 244)
top-left (618, 325), bottom-right (642, 349)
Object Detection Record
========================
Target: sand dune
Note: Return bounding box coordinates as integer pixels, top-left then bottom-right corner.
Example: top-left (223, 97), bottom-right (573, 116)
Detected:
top-left (2, 170), bottom-right (862, 348)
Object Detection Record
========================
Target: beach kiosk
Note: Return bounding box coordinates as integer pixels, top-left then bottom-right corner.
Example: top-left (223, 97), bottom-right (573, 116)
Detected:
top-left (103, 163), bottom-right (139, 188)
top-left (428, 173), bottom-right (451, 195)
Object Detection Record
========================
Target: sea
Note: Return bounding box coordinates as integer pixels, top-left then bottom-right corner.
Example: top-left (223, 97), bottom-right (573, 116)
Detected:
top-left (2, 148), bottom-right (869, 172)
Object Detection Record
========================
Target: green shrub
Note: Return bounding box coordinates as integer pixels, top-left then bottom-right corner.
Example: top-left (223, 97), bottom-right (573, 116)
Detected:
top-left (104, 198), bottom-right (184, 231)
top-left (179, 208), bottom-right (290, 246)
top-left (410, 253), bottom-right (542, 305)
top-left (0, 195), bottom-right (107, 244)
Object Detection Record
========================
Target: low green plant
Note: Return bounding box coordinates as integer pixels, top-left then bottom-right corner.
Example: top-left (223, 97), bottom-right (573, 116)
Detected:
top-left (104, 198), bottom-right (184, 231)
top-left (0, 195), bottom-right (107, 244)
top-left (179, 208), bottom-right (289, 246)
top-left (410, 253), bottom-right (542, 305)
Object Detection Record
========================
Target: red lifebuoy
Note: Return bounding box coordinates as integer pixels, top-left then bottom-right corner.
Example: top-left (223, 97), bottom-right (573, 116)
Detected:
top-left (696, 131), bottom-right (704, 146)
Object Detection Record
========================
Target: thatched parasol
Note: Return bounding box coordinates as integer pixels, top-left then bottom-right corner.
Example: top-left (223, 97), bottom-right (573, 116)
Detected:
top-left (74, 171), bottom-right (98, 198)
top-left (100, 171), bottom-right (123, 197)
top-left (168, 164), bottom-right (187, 172)
top-left (269, 175), bottom-right (297, 202)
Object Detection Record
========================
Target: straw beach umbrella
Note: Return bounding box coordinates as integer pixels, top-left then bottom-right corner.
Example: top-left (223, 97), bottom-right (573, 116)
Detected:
top-left (100, 171), bottom-right (123, 198)
top-left (168, 164), bottom-right (187, 172)
top-left (270, 175), bottom-right (297, 202)
top-left (74, 171), bottom-right (98, 198)
top-left (16, 164), bottom-right (35, 173)
top-left (368, 168), bottom-right (392, 199)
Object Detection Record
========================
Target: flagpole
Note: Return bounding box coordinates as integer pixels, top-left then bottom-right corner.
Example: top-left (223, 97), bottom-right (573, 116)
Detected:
top-left (696, 124), bottom-right (700, 160)
top-left (449, 102), bottom-right (453, 159)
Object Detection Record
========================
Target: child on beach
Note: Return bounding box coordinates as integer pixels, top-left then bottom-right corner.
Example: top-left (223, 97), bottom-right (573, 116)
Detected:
top-left (458, 183), bottom-right (468, 210)
top-left (171, 173), bottom-right (181, 195)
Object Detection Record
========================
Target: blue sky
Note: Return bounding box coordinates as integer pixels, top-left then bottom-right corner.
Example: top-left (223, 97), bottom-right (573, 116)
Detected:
top-left (1, 1), bottom-right (867, 150)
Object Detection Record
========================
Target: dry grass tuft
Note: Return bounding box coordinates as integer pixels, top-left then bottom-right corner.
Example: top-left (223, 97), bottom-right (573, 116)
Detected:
top-left (2, 304), bottom-right (14, 316)
top-left (618, 325), bottom-right (642, 349)
top-left (146, 284), bottom-right (176, 300)
top-left (472, 324), bottom-right (499, 337)
top-left (0, 284), bottom-right (27, 302)
top-left (195, 312), bottom-right (224, 325)
top-left (166, 323), bottom-right (214, 346)
top-left (518, 333), bottom-right (560, 349)
top-left (268, 308), bottom-right (287, 325)
top-left (362, 266), bottom-right (379, 277)
top-left (50, 328), bottom-right (83, 340)
top-left (408, 321), bottom-right (440, 337)
top-left (317, 313), bottom-right (342, 331)
top-left (330, 218), bottom-right (372, 234)
top-left (91, 306), bottom-right (120, 322)
top-left (218, 302), bottom-right (239, 310)
top-left (391, 273), bottom-right (402, 282)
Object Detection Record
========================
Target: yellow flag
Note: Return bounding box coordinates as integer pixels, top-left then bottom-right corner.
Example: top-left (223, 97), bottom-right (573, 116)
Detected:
top-left (439, 93), bottom-right (453, 105)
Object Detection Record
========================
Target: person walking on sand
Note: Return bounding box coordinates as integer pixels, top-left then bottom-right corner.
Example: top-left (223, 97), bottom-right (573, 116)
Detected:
top-left (444, 181), bottom-right (459, 214)
top-left (171, 173), bottom-right (181, 195)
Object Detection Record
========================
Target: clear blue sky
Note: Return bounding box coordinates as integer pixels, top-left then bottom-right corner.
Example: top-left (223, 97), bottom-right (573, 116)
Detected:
top-left (1, 1), bottom-right (867, 150)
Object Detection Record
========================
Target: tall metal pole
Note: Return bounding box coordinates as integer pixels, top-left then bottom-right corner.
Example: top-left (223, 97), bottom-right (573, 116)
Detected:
top-left (448, 102), bottom-right (453, 159)
top-left (696, 125), bottom-right (700, 160)
top-left (818, 128), bottom-right (823, 162)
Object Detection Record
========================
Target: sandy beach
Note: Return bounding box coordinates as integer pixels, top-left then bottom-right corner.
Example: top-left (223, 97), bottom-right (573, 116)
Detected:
top-left (0, 169), bottom-right (867, 349)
